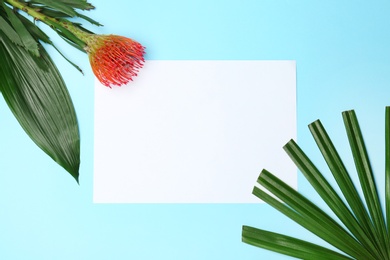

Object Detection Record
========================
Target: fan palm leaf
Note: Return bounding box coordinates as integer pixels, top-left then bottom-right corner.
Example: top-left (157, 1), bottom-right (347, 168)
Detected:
top-left (242, 107), bottom-right (390, 259)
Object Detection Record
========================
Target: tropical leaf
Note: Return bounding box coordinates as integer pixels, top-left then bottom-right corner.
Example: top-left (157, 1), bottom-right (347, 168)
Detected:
top-left (242, 226), bottom-right (353, 260)
top-left (342, 110), bottom-right (389, 255)
top-left (254, 169), bottom-right (374, 259)
top-left (15, 10), bottom-right (83, 73)
top-left (17, 13), bottom-right (51, 44)
top-left (0, 30), bottom-right (80, 182)
top-left (386, 107), bottom-right (390, 235)
top-left (59, 0), bottom-right (95, 10)
top-left (2, 0), bottom-right (93, 52)
top-left (25, 0), bottom-right (95, 21)
top-left (1, 0), bottom-right (39, 56)
top-left (0, 16), bottom-right (22, 45)
top-left (28, 0), bottom-right (78, 17)
top-left (44, 18), bottom-right (86, 50)
top-left (29, 0), bottom-right (95, 11)
top-left (75, 11), bottom-right (102, 26)
top-left (309, 119), bottom-right (385, 256)
top-left (242, 107), bottom-right (390, 259)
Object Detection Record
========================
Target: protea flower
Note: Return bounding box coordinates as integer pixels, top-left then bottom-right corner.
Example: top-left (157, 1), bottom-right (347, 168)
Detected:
top-left (84, 34), bottom-right (145, 87)
top-left (54, 20), bottom-right (146, 88)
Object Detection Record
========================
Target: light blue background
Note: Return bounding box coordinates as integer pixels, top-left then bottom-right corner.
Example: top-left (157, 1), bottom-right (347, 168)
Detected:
top-left (1, 0), bottom-right (390, 259)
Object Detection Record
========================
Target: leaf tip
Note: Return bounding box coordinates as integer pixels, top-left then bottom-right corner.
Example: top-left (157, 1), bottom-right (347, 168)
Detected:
top-left (72, 172), bottom-right (80, 184)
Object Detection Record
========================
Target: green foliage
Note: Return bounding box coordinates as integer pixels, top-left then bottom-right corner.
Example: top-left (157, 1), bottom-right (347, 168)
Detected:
top-left (0, 0), bottom-right (101, 182)
top-left (0, 30), bottom-right (80, 182)
top-left (1, 0), bottom-right (100, 63)
top-left (242, 108), bottom-right (390, 259)
top-left (1, 1), bottom-right (38, 55)
top-left (29, 0), bottom-right (95, 12)
top-left (0, 16), bottom-right (23, 45)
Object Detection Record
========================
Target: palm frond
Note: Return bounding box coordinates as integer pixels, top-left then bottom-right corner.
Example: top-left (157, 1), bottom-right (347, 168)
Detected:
top-left (242, 107), bottom-right (390, 259)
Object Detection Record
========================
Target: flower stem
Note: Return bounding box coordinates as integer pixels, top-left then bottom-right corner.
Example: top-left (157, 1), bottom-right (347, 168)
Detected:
top-left (4, 0), bottom-right (90, 49)
top-left (4, 0), bottom-right (47, 21)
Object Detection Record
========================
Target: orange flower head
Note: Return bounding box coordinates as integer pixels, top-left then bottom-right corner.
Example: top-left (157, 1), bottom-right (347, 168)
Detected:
top-left (85, 35), bottom-right (145, 87)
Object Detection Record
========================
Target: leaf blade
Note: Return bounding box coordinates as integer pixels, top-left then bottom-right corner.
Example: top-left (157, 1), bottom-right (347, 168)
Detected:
top-left (284, 138), bottom-right (382, 258)
top-left (242, 226), bottom-right (353, 260)
top-left (343, 110), bottom-right (389, 257)
top-left (309, 119), bottom-right (386, 257)
top-left (28, 0), bottom-right (77, 17)
top-left (0, 16), bottom-right (22, 45)
top-left (386, 106), bottom-right (390, 236)
top-left (0, 30), bottom-right (80, 181)
top-left (255, 170), bottom-right (375, 259)
top-left (1, 1), bottom-right (39, 56)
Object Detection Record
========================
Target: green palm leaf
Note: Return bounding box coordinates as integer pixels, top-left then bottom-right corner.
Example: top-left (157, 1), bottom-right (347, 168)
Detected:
top-left (0, 0), bottom-right (39, 56)
top-left (386, 107), bottom-right (390, 235)
top-left (242, 226), bottom-right (353, 260)
top-left (242, 107), bottom-right (390, 259)
top-left (0, 30), bottom-right (80, 182)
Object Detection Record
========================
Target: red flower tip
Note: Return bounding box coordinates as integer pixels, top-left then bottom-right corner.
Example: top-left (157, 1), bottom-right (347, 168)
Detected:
top-left (86, 35), bottom-right (145, 87)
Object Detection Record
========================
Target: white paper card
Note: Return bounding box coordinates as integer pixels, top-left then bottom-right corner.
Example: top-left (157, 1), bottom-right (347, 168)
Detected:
top-left (94, 60), bottom-right (296, 203)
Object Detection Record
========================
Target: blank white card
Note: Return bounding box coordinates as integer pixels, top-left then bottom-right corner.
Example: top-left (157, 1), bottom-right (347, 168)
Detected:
top-left (94, 60), bottom-right (296, 203)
